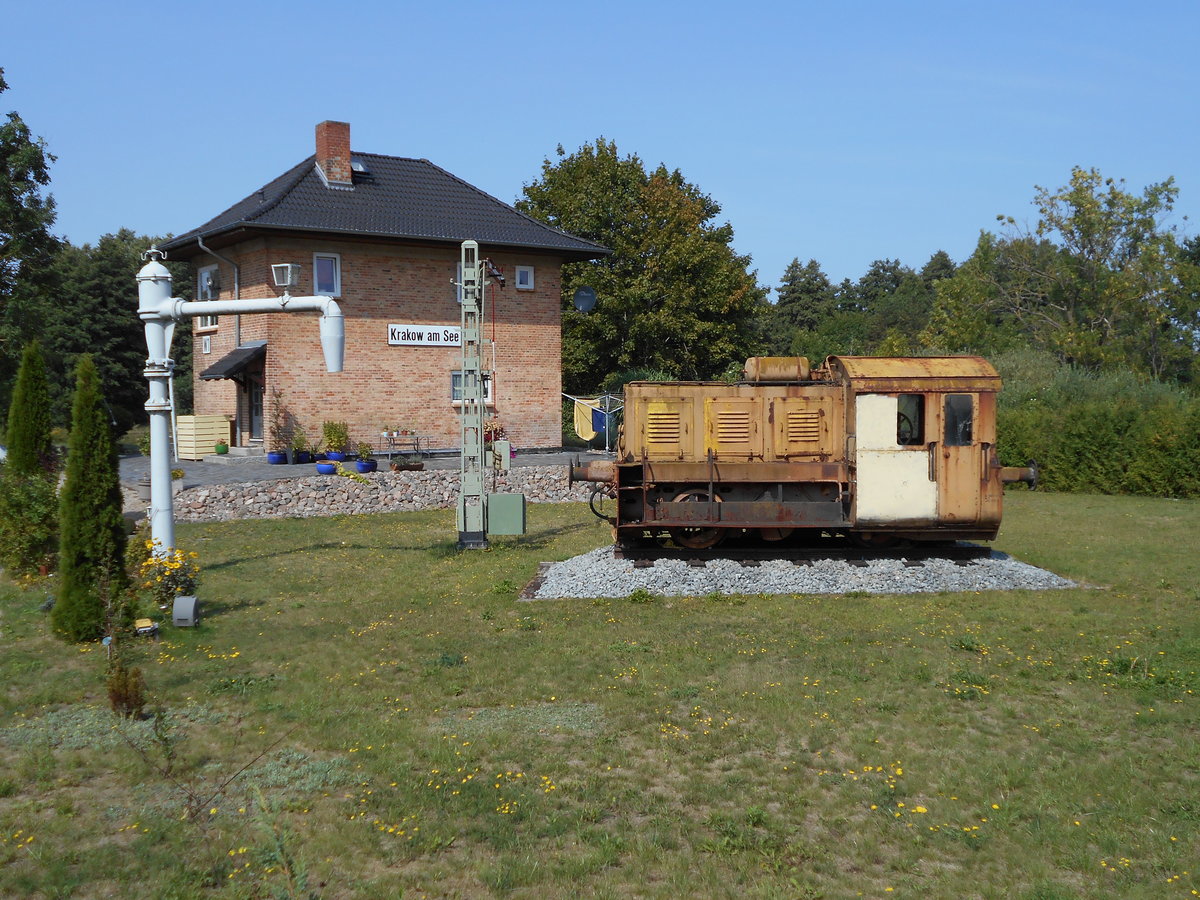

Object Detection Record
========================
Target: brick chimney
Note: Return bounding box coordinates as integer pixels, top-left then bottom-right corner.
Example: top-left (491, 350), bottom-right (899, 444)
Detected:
top-left (315, 120), bottom-right (352, 186)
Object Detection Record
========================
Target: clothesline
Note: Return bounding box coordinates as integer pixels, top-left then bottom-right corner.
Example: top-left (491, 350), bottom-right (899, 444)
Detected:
top-left (563, 393), bottom-right (624, 451)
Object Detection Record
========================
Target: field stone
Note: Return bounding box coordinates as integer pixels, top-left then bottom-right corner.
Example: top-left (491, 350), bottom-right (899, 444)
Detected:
top-left (172, 466), bottom-right (592, 523)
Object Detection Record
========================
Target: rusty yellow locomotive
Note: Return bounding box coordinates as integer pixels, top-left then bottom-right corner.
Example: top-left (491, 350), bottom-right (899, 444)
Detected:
top-left (571, 356), bottom-right (1036, 550)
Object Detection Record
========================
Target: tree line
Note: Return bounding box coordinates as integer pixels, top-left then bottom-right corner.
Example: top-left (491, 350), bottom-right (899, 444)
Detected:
top-left (4, 66), bottom-right (1198, 441)
top-left (1, 70), bottom-right (190, 436)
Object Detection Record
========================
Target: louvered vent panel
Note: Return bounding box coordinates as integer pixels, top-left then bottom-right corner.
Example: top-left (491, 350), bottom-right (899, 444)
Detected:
top-left (788, 410), bottom-right (821, 443)
top-left (716, 410), bottom-right (752, 444)
top-left (645, 411), bottom-right (681, 444)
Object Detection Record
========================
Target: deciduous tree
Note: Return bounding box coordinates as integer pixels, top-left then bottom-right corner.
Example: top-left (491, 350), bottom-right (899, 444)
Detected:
top-left (926, 167), bottom-right (1200, 380)
top-left (0, 68), bottom-right (59, 420)
top-left (518, 139), bottom-right (767, 393)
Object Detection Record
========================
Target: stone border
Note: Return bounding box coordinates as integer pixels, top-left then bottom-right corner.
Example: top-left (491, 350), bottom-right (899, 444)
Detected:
top-left (170, 466), bottom-right (593, 522)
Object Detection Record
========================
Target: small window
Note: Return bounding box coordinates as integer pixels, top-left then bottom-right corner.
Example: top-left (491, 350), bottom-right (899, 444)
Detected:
top-left (514, 265), bottom-right (535, 291)
top-left (197, 264), bottom-right (219, 300)
top-left (201, 335), bottom-right (211, 355)
top-left (451, 370), bottom-right (494, 404)
top-left (897, 394), bottom-right (924, 446)
top-left (196, 265), bottom-right (219, 329)
top-left (453, 261), bottom-right (463, 304)
top-left (944, 394), bottom-right (974, 446)
top-left (314, 252), bottom-right (341, 296)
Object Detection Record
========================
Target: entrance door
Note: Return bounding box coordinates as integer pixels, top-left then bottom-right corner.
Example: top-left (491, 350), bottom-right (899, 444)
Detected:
top-left (248, 376), bottom-right (264, 442)
top-left (854, 393), bottom-right (936, 524)
top-left (938, 393), bottom-right (981, 522)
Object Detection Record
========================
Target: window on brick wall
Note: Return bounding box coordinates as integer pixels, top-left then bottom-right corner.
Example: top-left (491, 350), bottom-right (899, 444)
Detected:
top-left (451, 370), bottom-right (494, 404)
top-left (196, 264), bottom-right (219, 329)
top-left (515, 265), bottom-right (535, 290)
top-left (314, 252), bottom-right (341, 296)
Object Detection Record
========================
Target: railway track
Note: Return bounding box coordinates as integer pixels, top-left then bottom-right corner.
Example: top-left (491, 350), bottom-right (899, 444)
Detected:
top-left (612, 542), bottom-right (993, 566)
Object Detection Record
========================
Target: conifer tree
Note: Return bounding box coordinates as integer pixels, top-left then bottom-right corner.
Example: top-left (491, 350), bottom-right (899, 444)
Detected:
top-left (0, 339), bottom-right (58, 574)
top-left (5, 339), bottom-right (53, 474)
top-left (51, 355), bottom-right (127, 642)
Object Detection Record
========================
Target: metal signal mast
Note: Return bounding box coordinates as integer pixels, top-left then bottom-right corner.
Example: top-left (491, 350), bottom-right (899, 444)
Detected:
top-left (456, 240), bottom-right (525, 550)
top-left (457, 241), bottom-right (489, 548)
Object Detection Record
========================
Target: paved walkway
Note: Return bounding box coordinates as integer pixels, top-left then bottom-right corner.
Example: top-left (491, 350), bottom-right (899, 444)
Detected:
top-left (119, 448), bottom-right (611, 490)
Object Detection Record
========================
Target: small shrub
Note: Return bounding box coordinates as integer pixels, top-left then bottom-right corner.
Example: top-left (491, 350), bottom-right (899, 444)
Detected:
top-left (627, 588), bottom-right (656, 604)
top-left (139, 540), bottom-right (200, 609)
top-left (322, 420), bottom-right (349, 452)
top-left (433, 651), bottom-right (466, 667)
top-left (107, 660), bottom-right (147, 719)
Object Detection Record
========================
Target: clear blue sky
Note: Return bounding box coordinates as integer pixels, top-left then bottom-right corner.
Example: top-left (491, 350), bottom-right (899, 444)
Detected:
top-left (5, 0), bottom-right (1197, 289)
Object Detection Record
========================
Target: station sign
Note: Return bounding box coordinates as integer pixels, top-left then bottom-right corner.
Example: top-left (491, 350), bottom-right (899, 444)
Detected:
top-left (387, 323), bottom-right (462, 347)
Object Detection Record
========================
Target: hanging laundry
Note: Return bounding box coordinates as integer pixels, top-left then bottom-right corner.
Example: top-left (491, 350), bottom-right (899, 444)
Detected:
top-left (574, 399), bottom-right (601, 441)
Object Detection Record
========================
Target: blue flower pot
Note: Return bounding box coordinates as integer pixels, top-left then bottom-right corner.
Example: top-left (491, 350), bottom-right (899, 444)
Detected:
top-left (326, 451), bottom-right (347, 462)
top-left (315, 462), bottom-right (337, 475)
top-left (355, 459), bottom-right (377, 473)
top-left (267, 450), bottom-right (288, 465)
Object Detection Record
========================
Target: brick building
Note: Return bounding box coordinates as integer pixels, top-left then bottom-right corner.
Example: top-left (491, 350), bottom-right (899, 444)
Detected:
top-left (159, 121), bottom-right (607, 455)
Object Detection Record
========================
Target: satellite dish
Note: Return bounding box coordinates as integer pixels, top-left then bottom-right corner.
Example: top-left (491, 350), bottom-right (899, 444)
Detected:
top-left (572, 285), bottom-right (597, 313)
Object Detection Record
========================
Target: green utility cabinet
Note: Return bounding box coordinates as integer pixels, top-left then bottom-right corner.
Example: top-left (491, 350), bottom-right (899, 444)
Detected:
top-left (486, 493), bottom-right (526, 536)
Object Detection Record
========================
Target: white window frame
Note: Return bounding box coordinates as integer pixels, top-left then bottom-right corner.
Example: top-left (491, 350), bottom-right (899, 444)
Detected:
top-left (514, 265), bottom-right (535, 291)
top-left (451, 370), bottom-right (495, 405)
top-left (201, 335), bottom-right (212, 355)
top-left (313, 252), bottom-right (342, 297)
top-left (454, 261), bottom-right (463, 304)
top-left (196, 264), bottom-right (220, 329)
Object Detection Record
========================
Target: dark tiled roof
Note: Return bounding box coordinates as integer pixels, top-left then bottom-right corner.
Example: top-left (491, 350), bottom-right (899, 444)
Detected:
top-left (160, 154), bottom-right (609, 260)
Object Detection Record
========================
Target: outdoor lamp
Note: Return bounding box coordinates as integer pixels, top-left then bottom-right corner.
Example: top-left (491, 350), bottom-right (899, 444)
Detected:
top-left (271, 263), bottom-right (301, 289)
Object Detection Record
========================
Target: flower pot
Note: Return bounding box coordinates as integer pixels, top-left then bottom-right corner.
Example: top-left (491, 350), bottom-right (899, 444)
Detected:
top-left (326, 451), bottom-right (347, 462)
top-left (293, 450), bottom-right (312, 464)
top-left (266, 450), bottom-right (288, 465)
top-left (214, 443), bottom-right (229, 455)
top-left (136, 477), bottom-right (152, 502)
top-left (315, 461), bottom-right (337, 475)
top-left (355, 459), bottom-right (377, 473)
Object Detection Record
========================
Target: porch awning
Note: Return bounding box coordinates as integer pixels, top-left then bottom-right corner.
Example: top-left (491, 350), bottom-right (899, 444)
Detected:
top-left (199, 341), bottom-right (266, 381)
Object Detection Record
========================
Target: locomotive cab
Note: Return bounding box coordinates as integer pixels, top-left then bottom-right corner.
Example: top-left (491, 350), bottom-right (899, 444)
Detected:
top-left (831, 356), bottom-right (1005, 542)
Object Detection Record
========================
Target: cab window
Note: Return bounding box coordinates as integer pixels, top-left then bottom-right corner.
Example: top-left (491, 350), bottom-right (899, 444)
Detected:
top-left (944, 394), bottom-right (974, 446)
top-left (897, 394), bottom-right (924, 445)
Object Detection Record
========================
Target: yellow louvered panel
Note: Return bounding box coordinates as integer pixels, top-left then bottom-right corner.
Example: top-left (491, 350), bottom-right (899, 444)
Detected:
top-left (716, 410), bottom-right (752, 444)
top-left (646, 411), bottom-right (681, 444)
top-left (788, 410), bottom-right (821, 443)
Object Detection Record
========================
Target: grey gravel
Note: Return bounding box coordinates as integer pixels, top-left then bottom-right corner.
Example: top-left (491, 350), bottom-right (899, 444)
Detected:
top-left (530, 546), bottom-right (1076, 599)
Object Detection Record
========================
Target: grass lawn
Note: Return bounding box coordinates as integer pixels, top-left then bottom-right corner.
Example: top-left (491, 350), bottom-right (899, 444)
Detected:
top-left (1, 491), bottom-right (1197, 899)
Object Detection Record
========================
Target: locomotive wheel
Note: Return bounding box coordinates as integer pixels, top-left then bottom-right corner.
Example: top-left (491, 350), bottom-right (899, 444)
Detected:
top-left (760, 527), bottom-right (795, 542)
top-left (849, 531), bottom-right (902, 550)
top-left (668, 490), bottom-right (725, 550)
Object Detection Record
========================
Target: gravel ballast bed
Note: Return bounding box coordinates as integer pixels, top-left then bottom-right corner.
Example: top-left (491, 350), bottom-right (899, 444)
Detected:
top-left (530, 546), bottom-right (1076, 599)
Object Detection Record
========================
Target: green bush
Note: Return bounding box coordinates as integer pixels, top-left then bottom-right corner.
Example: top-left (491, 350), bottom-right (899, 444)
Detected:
top-left (0, 471), bottom-right (58, 576)
top-left (995, 348), bottom-right (1200, 497)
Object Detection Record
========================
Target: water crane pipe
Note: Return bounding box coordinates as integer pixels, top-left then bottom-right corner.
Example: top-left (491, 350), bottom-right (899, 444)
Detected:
top-left (136, 249), bottom-right (343, 557)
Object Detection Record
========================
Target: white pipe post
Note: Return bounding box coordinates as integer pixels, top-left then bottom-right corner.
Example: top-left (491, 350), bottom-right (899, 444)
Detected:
top-left (136, 254), bottom-right (179, 555)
